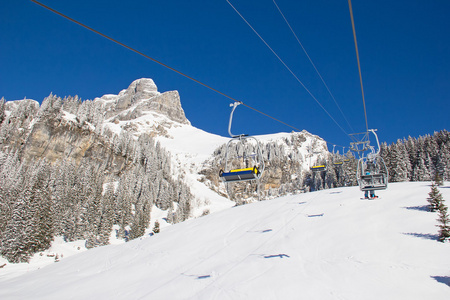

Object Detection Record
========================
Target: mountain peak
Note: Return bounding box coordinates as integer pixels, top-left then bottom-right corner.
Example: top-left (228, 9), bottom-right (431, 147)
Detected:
top-left (98, 78), bottom-right (190, 126)
top-left (124, 78), bottom-right (158, 97)
top-left (115, 78), bottom-right (159, 110)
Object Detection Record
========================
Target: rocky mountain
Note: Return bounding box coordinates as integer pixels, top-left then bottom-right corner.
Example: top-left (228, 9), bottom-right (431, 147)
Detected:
top-left (0, 78), bottom-right (354, 263)
top-left (1, 78), bottom-right (353, 209)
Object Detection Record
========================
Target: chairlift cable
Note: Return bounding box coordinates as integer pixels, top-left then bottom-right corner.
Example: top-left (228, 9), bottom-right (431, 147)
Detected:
top-left (226, 0), bottom-right (353, 141)
top-left (272, 0), bottom-right (356, 135)
top-left (30, 1), bottom-right (308, 131)
top-left (31, 0), bottom-right (348, 150)
top-left (30, 0), bottom-right (237, 104)
top-left (348, 0), bottom-right (369, 133)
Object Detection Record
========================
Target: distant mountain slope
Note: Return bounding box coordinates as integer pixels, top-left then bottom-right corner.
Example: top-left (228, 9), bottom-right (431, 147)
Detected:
top-left (0, 182), bottom-right (449, 300)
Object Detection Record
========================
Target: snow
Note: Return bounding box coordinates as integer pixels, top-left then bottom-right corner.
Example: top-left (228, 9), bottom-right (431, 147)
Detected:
top-left (61, 110), bottom-right (77, 123)
top-left (0, 182), bottom-right (449, 299)
top-left (156, 123), bottom-right (235, 216)
top-left (0, 237), bottom-right (88, 282)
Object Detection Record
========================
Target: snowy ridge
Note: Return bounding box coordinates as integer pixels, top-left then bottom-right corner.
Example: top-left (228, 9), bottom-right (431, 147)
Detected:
top-left (0, 182), bottom-right (449, 299)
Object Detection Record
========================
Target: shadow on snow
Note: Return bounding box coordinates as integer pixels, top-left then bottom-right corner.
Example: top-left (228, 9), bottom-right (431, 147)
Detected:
top-left (432, 276), bottom-right (450, 287)
top-left (403, 232), bottom-right (439, 241)
top-left (404, 205), bottom-right (429, 212)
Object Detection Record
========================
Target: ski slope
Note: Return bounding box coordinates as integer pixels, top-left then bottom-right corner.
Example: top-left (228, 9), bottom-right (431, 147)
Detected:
top-left (0, 182), bottom-right (449, 299)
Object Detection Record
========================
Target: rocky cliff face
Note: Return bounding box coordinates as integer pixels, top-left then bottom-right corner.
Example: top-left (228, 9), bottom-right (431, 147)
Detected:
top-left (0, 79), bottom-right (190, 172)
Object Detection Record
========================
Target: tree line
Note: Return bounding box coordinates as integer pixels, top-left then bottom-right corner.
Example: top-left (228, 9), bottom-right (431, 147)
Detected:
top-left (381, 130), bottom-right (450, 182)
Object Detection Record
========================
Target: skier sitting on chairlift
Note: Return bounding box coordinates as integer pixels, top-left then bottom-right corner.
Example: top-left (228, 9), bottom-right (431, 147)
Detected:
top-left (364, 160), bottom-right (377, 199)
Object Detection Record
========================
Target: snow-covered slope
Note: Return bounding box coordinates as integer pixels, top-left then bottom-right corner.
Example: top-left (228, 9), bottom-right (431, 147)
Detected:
top-left (1, 182), bottom-right (449, 299)
top-left (155, 123), bottom-right (234, 215)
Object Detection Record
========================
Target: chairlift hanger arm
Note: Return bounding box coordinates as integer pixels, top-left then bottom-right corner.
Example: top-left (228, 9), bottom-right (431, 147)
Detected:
top-left (228, 101), bottom-right (247, 138)
top-left (368, 129), bottom-right (380, 155)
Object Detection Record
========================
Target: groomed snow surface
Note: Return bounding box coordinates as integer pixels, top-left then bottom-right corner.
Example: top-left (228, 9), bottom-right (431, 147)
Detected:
top-left (1, 182), bottom-right (449, 299)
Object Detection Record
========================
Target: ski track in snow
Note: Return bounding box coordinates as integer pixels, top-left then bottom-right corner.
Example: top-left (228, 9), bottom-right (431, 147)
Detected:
top-left (0, 182), bottom-right (449, 299)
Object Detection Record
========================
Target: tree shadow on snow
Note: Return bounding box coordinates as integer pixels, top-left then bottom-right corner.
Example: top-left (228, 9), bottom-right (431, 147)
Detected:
top-left (248, 229), bottom-right (272, 233)
top-left (403, 232), bottom-right (439, 241)
top-left (182, 273), bottom-right (212, 280)
top-left (308, 213), bottom-right (324, 217)
top-left (264, 254), bottom-right (290, 259)
top-left (432, 276), bottom-right (450, 287)
top-left (404, 205), bottom-right (429, 212)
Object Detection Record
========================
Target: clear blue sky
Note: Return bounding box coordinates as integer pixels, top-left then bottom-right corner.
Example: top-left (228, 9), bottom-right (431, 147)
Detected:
top-left (1, 0), bottom-right (449, 149)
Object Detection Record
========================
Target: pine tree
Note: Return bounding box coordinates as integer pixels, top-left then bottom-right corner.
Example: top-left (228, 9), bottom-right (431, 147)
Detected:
top-left (434, 172), bottom-right (444, 186)
top-left (0, 97), bottom-right (5, 125)
top-left (436, 201), bottom-right (450, 242)
top-left (28, 164), bottom-right (54, 254)
top-left (1, 190), bottom-right (34, 263)
top-left (427, 183), bottom-right (444, 212)
top-left (388, 141), bottom-right (411, 182)
top-left (152, 221), bottom-right (160, 234)
top-left (97, 183), bottom-right (116, 245)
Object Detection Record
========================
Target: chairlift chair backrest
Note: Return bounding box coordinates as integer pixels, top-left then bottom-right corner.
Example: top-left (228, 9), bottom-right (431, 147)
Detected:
top-left (219, 136), bottom-right (264, 182)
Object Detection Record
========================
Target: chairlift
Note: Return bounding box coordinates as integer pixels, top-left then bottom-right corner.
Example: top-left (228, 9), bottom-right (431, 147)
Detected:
top-left (309, 141), bottom-right (327, 172)
top-left (311, 165), bottom-right (327, 172)
top-left (219, 102), bottom-right (265, 184)
top-left (356, 129), bottom-right (388, 191)
top-left (331, 145), bottom-right (344, 166)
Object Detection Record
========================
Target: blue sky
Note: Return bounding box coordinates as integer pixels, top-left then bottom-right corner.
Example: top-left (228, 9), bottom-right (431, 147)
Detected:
top-left (1, 0), bottom-right (449, 149)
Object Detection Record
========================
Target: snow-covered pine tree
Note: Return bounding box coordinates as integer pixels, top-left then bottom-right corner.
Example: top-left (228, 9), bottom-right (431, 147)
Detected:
top-left (28, 161), bottom-right (54, 254)
top-left (436, 200), bottom-right (450, 242)
top-left (76, 99), bottom-right (92, 125)
top-left (62, 95), bottom-right (81, 115)
top-left (152, 220), bottom-right (160, 234)
top-left (0, 184), bottom-right (6, 241)
top-left (437, 143), bottom-right (450, 182)
top-left (0, 188), bottom-right (34, 263)
top-left (97, 183), bottom-right (116, 245)
top-left (36, 93), bottom-right (62, 121)
top-left (413, 148), bottom-right (431, 181)
top-left (0, 97), bottom-right (5, 125)
top-left (434, 172), bottom-right (444, 186)
top-left (427, 183), bottom-right (444, 212)
top-left (384, 141), bottom-right (406, 182)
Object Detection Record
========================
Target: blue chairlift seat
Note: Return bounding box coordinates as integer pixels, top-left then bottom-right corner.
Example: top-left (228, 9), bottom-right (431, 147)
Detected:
top-left (311, 165), bottom-right (326, 172)
top-left (219, 166), bottom-right (260, 183)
